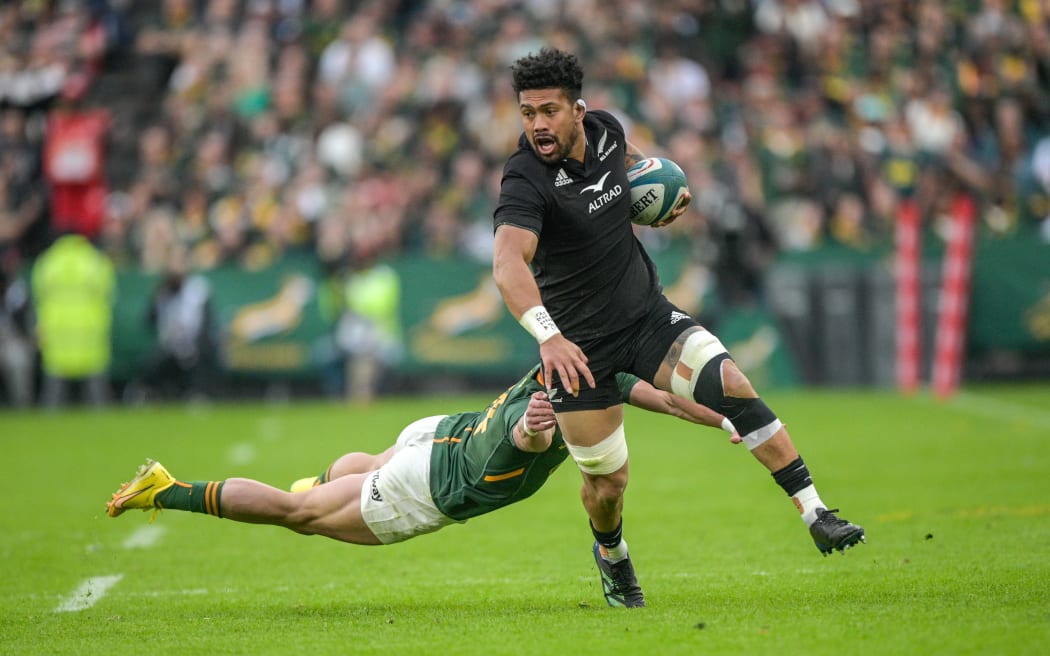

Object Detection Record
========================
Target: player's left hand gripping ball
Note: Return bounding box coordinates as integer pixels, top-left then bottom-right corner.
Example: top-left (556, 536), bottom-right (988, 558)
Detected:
top-left (627, 157), bottom-right (690, 226)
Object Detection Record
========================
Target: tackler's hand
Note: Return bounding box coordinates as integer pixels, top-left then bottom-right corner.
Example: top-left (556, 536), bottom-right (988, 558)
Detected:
top-left (523, 391), bottom-right (557, 435)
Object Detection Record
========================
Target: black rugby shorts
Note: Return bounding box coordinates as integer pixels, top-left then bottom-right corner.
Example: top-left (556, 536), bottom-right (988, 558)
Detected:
top-left (547, 295), bottom-right (699, 412)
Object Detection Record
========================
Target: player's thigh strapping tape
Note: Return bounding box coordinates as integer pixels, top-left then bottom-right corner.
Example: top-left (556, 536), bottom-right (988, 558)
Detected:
top-left (564, 422), bottom-right (628, 475)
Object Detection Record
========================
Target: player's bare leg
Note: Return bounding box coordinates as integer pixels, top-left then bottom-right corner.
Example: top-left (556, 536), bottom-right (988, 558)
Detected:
top-left (559, 407), bottom-right (629, 532)
top-left (290, 445), bottom-right (398, 491)
top-left (326, 446), bottom-right (397, 479)
top-left (559, 405), bottom-right (644, 607)
top-left (107, 460), bottom-right (382, 545)
top-left (221, 475), bottom-right (381, 544)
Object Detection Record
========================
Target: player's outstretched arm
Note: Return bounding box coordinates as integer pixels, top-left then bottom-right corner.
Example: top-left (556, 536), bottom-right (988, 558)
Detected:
top-left (627, 378), bottom-right (740, 443)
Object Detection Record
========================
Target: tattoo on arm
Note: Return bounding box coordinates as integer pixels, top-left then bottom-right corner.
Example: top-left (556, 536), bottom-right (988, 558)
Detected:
top-left (624, 141), bottom-right (646, 169)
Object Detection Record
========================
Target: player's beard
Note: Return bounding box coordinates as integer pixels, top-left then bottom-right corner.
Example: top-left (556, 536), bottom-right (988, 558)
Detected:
top-left (534, 123), bottom-right (580, 164)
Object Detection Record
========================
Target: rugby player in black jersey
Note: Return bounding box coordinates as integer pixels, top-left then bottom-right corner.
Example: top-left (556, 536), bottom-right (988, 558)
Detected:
top-left (492, 47), bottom-right (864, 608)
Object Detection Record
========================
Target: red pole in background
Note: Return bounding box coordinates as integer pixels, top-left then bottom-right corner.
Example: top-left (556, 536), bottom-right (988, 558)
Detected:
top-left (932, 194), bottom-right (977, 399)
top-left (895, 200), bottom-right (922, 393)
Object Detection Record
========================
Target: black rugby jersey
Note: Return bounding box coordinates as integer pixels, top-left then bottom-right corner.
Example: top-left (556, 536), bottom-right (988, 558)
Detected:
top-left (494, 110), bottom-right (663, 341)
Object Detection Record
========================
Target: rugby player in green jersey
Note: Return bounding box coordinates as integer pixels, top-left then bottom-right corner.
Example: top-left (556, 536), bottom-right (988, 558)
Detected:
top-left (106, 365), bottom-right (737, 551)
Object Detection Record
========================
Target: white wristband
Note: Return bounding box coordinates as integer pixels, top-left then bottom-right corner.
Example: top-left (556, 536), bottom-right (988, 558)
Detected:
top-left (519, 305), bottom-right (561, 344)
top-left (521, 415), bottom-right (539, 437)
top-left (721, 417), bottom-right (736, 434)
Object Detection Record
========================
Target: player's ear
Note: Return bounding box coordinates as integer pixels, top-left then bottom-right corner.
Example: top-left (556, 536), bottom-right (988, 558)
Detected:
top-left (575, 98), bottom-right (587, 116)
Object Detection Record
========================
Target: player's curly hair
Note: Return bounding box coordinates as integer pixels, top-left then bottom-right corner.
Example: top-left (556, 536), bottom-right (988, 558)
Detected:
top-left (510, 47), bottom-right (583, 101)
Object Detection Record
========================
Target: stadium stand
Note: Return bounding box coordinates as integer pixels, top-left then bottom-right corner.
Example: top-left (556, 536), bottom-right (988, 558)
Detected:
top-left (1, 0), bottom-right (1048, 404)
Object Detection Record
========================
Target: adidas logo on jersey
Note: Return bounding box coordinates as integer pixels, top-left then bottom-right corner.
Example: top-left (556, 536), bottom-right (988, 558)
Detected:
top-left (555, 168), bottom-right (573, 187)
top-left (670, 311), bottom-right (691, 325)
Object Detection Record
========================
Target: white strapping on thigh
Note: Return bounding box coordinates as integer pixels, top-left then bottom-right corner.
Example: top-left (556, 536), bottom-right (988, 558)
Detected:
top-left (670, 329), bottom-right (728, 399)
top-left (565, 423), bottom-right (628, 475)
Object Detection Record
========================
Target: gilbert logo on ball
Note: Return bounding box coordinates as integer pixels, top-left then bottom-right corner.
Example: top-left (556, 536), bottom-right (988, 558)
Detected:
top-left (627, 157), bottom-right (689, 226)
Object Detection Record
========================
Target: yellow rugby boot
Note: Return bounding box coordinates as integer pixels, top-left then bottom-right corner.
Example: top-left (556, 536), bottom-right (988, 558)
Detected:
top-left (106, 459), bottom-right (175, 518)
top-left (289, 476), bottom-right (320, 493)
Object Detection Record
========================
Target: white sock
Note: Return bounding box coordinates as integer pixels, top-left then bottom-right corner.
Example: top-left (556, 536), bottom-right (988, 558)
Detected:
top-left (599, 538), bottom-right (629, 563)
top-left (792, 484), bottom-right (825, 526)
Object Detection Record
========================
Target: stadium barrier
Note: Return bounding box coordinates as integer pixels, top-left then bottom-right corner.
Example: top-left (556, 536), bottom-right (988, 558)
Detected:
top-left (106, 248), bottom-right (799, 391)
top-left (766, 234), bottom-right (1050, 388)
top-left (98, 236), bottom-right (1049, 392)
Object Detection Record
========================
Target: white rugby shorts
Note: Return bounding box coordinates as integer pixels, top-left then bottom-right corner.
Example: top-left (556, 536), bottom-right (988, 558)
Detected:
top-left (359, 414), bottom-right (459, 544)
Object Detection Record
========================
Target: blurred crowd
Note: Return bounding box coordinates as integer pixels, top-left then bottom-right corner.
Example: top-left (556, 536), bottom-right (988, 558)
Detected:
top-left (2, 0), bottom-right (1050, 405)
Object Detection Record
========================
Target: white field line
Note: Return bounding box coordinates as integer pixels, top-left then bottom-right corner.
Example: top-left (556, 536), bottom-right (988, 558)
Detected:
top-left (944, 391), bottom-right (1050, 431)
top-left (126, 588), bottom-right (210, 597)
top-left (54, 575), bottom-right (124, 612)
top-left (15, 587), bottom-right (211, 606)
top-left (54, 518), bottom-right (168, 612)
top-left (122, 524), bottom-right (166, 549)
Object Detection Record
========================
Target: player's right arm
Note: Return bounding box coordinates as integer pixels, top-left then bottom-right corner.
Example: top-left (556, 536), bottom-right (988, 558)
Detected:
top-left (492, 224), bottom-right (594, 396)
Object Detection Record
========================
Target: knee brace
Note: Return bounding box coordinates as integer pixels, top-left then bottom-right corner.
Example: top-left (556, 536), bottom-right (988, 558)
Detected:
top-left (673, 330), bottom-right (782, 450)
top-left (565, 423), bottom-right (628, 475)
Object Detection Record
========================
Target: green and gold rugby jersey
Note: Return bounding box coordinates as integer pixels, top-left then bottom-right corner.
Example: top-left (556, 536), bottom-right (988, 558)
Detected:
top-left (429, 365), bottom-right (642, 521)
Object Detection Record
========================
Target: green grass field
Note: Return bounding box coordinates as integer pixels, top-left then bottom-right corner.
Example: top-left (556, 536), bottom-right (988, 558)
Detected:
top-left (2, 384), bottom-right (1048, 655)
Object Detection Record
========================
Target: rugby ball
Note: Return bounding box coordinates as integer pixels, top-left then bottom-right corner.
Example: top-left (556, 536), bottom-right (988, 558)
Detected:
top-left (626, 157), bottom-right (689, 226)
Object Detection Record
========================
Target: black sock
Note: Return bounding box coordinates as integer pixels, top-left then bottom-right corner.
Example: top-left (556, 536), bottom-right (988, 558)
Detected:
top-left (591, 520), bottom-right (623, 549)
top-left (771, 456), bottom-right (813, 497)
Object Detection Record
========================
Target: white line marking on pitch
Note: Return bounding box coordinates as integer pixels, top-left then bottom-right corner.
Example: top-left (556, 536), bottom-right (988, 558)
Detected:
top-left (122, 524), bottom-right (166, 549)
top-left (54, 575), bottom-right (124, 612)
top-left (127, 588), bottom-right (210, 597)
